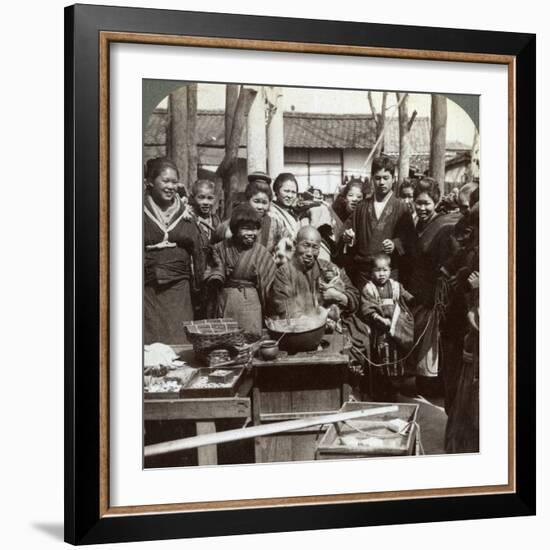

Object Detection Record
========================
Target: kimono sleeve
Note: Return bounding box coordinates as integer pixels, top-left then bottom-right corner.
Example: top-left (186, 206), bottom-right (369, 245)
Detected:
top-left (212, 219), bottom-right (231, 244)
top-left (340, 269), bottom-right (360, 314)
top-left (270, 215), bottom-right (291, 251)
top-left (392, 202), bottom-right (415, 256)
top-left (399, 283), bottom-right (414, 303)
top-left (267, 264), bottom-right (293, 317)
top-left (434, 224), bottom-right (459, 270)
top-left (255, 245), bottom-right (277, 308)
top-left (334, 208), bottom-right (357, 267)
top-left (203, 243), bottom-right (226, 285)
top-left (177, 221), bottom-right (205, 291)
top-left (360, 284), bottom-right (382, 324)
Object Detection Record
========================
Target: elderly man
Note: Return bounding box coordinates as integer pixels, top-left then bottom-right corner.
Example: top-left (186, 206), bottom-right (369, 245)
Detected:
top-left (268, 226), bottom-right (359, 319)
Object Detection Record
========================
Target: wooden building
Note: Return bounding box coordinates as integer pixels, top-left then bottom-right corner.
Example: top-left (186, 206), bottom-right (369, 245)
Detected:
top-left (144, 108), bottom-right (473, 197)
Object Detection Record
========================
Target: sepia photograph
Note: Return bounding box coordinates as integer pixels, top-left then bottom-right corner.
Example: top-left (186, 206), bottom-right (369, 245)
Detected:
top-left (142, 81), bottom-right (480, 469)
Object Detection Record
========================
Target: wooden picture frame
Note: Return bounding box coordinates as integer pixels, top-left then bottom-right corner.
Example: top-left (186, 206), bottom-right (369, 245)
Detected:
top-left (65, 3), bottom-right (536, 545)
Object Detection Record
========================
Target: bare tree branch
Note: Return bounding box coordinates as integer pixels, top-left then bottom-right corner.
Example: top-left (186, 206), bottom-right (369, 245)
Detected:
top-left (408, 110), bottom-right (418, 132)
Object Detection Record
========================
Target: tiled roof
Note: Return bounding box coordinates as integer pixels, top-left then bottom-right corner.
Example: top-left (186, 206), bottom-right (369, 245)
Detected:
top-left (145, 109), bottom-right (434, 152)
top-left (446, 151), bottom-right (472, 168)
top-left (382, 117), bottom-right (431, 155)
top-left (446, 140), bottom-right (472, 151)
top-left (193, 111), bottom-right (382, 149)
top-left (284, 112), bottom-right (379, 149)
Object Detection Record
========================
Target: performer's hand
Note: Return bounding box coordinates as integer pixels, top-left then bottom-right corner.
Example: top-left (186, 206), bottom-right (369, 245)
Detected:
top-left (467, 308), bottom-right (479, 332)
top-left (467, 271), bottom-right (480, 290)
top-left (321, 287), bottom-right (343, 303)
top-left (181, 198), bottom-right (194, 221)
top-left (382, 239), bottom-right (395, 254)
top-left (342, 228), bottom-right (355, 245)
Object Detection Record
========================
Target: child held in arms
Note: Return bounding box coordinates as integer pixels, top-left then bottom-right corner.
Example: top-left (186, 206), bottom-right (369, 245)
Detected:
top-left (360, 253), bottom-right (415, 378)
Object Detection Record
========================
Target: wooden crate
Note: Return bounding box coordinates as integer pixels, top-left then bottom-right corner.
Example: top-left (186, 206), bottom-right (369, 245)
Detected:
top-left (315, 401), bottom-right (419, 459)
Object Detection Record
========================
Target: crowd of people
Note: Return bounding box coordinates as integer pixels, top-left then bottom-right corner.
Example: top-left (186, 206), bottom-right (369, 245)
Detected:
top-left (143, 155), bottom-right (480, 454)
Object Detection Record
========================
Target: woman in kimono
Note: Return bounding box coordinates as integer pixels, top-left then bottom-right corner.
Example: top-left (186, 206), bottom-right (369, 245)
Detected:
top-left (269, 172), bottom-right (302, 238)
top-left (332, 179), bottom-right (367, 226)
top-left (143, 158), bottom-right (200, 344)
top-left (204, 204), bottom-right (276, 336)
top-left (407, 177), bottom-right (461, 396)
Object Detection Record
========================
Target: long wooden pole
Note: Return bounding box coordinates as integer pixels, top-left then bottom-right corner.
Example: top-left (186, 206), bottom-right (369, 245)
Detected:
top-left (144, 405), bottom-right (398, 457)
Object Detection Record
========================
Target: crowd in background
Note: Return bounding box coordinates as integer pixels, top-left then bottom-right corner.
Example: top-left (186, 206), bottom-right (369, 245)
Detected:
top-left (143, 155), bottom-right (480, 453)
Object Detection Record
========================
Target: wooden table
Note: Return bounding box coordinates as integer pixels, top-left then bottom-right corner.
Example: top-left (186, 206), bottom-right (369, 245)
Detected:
top-left (144, 336), bottom-right (352, 466)
top-left (251, 332), bottom-right (352, 463)
top-left (144, 345), bottom-right (253, 466)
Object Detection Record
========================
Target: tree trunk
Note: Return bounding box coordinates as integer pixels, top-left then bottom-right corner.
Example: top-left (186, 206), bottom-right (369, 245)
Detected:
top-left (186, 83), bottom-right (198, 190)
top-left (430, 94), bottom-right (447, 190)
top-left (368, 91), bottom-right (387, 158)
top-left (217, 87), bottom-right (257, 215)
top-left (225, 84), bottom-right (240, 147)
top-left (397, 93), bottom-right (412, 183)
top-left (168, 87), bottom-right (189, 192)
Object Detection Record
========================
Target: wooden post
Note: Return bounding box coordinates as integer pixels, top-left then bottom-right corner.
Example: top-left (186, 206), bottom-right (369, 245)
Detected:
top-left (168, 86), bottom-right (189, 190)
top-left (186, 83), bottom-right (198, 190)
top-left (430, 94), bottom-right (448, 190)
top-left (247, 86), bottom-right (267, 174)
top-left (267, 87), bottom-right (284, 179)
top-left (195, 421), bottom-right (218, 465)
top-left (470, 128), bottom-right (480, 182)
top-left (397, 93), bottom-right (411, 183)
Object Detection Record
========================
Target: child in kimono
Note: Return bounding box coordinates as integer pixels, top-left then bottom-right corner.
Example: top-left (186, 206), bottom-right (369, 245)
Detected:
top-left (188, 179), bottom-right (221, 318)
top-left (204, 204), bottom-right (276, 336)
top-left (361, 253), bottom-right (415, 377)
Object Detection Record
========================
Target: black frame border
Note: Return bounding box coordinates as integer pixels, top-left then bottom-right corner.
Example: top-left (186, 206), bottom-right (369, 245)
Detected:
top-left (65, 3), bottom-right (536, 545)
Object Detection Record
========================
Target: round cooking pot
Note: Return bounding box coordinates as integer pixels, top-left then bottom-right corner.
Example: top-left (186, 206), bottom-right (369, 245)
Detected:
top-left (265, 309), bottom-right (328, 353)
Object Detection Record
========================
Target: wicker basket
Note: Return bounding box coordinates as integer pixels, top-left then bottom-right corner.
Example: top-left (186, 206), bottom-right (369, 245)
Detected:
top-left (183, 318), bottom-right (245, 352)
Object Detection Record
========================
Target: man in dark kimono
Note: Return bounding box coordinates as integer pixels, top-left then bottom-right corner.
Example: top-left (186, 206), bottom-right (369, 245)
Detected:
top-left (338, 156), bottom-right (415, 289)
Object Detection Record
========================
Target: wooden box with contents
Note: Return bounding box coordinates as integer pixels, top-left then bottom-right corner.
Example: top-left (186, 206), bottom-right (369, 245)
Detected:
top-left (315, 401), bottom-right (420, 459)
